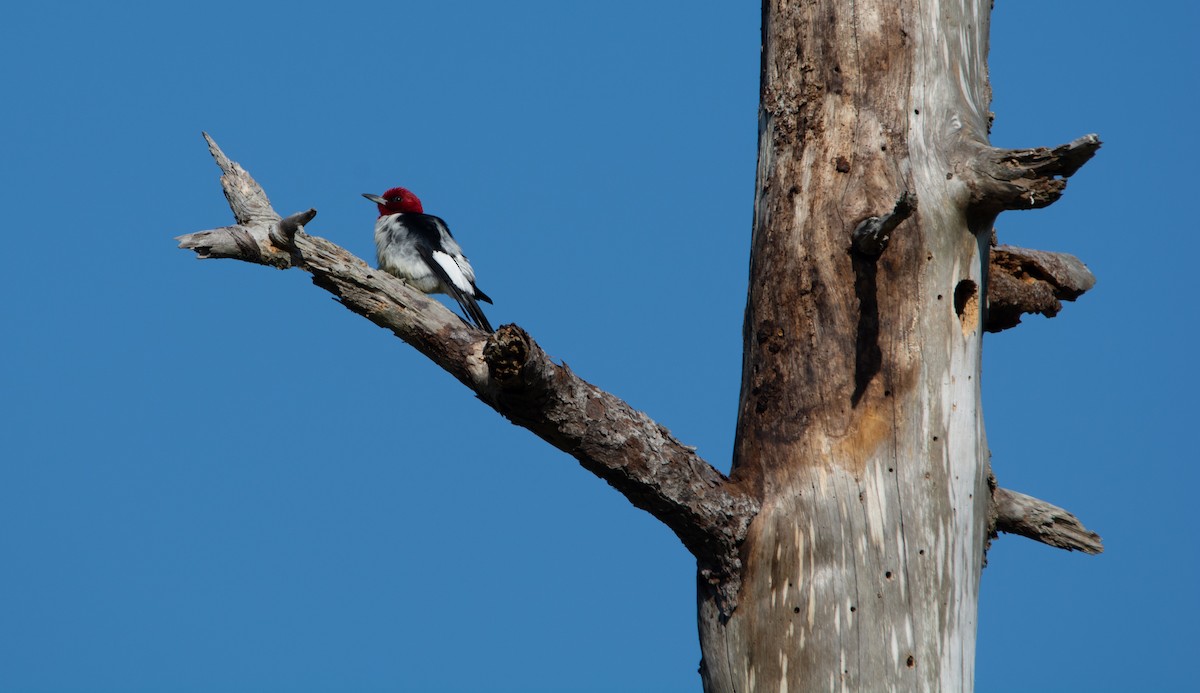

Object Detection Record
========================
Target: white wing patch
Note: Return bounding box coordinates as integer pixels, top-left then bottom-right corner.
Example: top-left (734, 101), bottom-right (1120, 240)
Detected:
top-left (431, 250), bottom-right (475, 296)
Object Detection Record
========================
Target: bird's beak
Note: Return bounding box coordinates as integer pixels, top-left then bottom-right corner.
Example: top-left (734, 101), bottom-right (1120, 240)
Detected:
top-left (362, 193), bottom-right (387, 205)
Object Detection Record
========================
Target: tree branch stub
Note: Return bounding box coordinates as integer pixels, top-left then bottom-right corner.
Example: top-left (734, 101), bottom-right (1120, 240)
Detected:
top-left (985, 244), bottom-right (1096, 332)
top-left (993, 487), bottom-right (1103, 554)
top-left (272, 208), bottom-right (317, 249)
top-left (968, 134), bottom-right (1101, 215)
top-left (852, 190), bottom-right (918, 257)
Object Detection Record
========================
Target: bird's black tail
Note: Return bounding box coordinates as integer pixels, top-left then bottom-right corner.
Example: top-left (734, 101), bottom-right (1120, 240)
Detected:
top-left (415, 244), bottom-right (494, 332)
top-left (460, 295), bottom-right (494, 333)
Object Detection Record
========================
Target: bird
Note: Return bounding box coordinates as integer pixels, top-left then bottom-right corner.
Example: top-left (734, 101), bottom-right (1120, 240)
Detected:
top-left (362, 187), bottom-right (494, 332)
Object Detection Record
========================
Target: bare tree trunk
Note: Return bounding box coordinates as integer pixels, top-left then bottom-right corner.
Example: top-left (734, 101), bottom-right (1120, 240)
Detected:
top-left (176, 1), bottom-right (1101, 690)
top-left (697, 1), bottom-right (1098, 691)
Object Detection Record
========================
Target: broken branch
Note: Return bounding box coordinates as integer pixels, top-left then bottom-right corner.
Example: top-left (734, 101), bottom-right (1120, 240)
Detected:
top-left (986, 244), bottom-right (1096, 332)
top-left (993, 487), bottom-right (1103, 554)
top-left (968, 134), bottom-right (1101, 214)
top-left (852, 190), bottom-right (917, 256)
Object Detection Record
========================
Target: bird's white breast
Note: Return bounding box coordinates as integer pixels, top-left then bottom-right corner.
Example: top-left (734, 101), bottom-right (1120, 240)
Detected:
top-left (374, 217), bottom-right (442, 294)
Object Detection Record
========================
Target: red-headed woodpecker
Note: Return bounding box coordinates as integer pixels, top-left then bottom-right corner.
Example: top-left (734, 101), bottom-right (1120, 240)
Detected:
top-left (362, 187), bottom-right (494, 332)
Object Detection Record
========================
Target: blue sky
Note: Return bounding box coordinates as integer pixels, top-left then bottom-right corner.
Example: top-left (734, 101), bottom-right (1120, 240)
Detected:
top-left (1, 2), bottom-right (1195, 691)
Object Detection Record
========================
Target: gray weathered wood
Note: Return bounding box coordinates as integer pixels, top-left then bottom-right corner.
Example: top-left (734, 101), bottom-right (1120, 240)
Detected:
top-left (993, 487), bottom-right (1103, 554)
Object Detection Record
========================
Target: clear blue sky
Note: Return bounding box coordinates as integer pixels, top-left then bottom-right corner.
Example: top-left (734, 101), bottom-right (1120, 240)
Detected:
top-left (1, 2), bottom-right (1195, 691)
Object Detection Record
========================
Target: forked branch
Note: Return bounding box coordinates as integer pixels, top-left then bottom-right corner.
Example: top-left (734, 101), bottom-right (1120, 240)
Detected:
top-left (176, 135), bottom-right (757, 613)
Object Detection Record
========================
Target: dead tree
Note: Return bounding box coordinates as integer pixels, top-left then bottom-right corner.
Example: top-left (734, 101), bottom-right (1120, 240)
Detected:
top-left (177, 1), bottom-right (1102, 690)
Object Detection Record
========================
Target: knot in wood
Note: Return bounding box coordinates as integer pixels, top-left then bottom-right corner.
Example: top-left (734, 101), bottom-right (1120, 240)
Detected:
top-left (483, 324), bottom-right (530, 385)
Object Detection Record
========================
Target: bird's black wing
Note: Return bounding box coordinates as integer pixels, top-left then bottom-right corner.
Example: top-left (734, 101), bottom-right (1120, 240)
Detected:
top-left (404, 214), bottom-right (491, 301)
top-left (414, 243), bottom-right (494, 332)
top-left (397, 213), bottom-right (446, 246)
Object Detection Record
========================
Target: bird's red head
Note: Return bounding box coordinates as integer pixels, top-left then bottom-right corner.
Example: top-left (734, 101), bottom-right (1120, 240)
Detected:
top-left (366, 187), bottom-right (424, 217)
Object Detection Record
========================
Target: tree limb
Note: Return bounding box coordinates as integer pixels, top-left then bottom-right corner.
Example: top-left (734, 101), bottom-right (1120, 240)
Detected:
top-left (176, 135), bottom-right (757, 612)
top-left (986, 244), bottom-right (1096, 332)
top-left (992, 487), bottom-right (1103, 554)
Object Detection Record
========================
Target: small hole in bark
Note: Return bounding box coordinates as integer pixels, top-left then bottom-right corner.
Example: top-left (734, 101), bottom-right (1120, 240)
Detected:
top-left (919, 549), bottom-right (926, 556)
top-left (885, 571), bottom-right (893, 579)
top-left (793, 606), bottom-right (800, 614)
top-left (914, 109), bottom-right (920, 115)
top-left (936, 294), bottom-right (943, 300)
top-left (881, 144), bottom-right (887, 151)
top-left (946, 172), bottom-right (953, 180)
top-left (884, 390), bottom-right (891, 397)
top-left (888, 467), bottom-right (894, 473)
top-left (850, 605), bottom-right (857, 612)
top-left (907, 655), bottom-right (916, 668)
top-left (932, 436), bottom-right (938, 441)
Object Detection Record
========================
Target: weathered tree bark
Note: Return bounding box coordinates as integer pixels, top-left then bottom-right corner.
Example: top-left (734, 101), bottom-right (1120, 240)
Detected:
top-left (177, 1), bottom-right (1103, 690)
top-left (697, 1), bottom-right (1099, 691)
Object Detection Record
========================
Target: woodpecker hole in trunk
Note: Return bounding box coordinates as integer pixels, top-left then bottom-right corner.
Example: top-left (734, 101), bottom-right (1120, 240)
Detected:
top-left (954, 280), bottom-right (979, 337)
